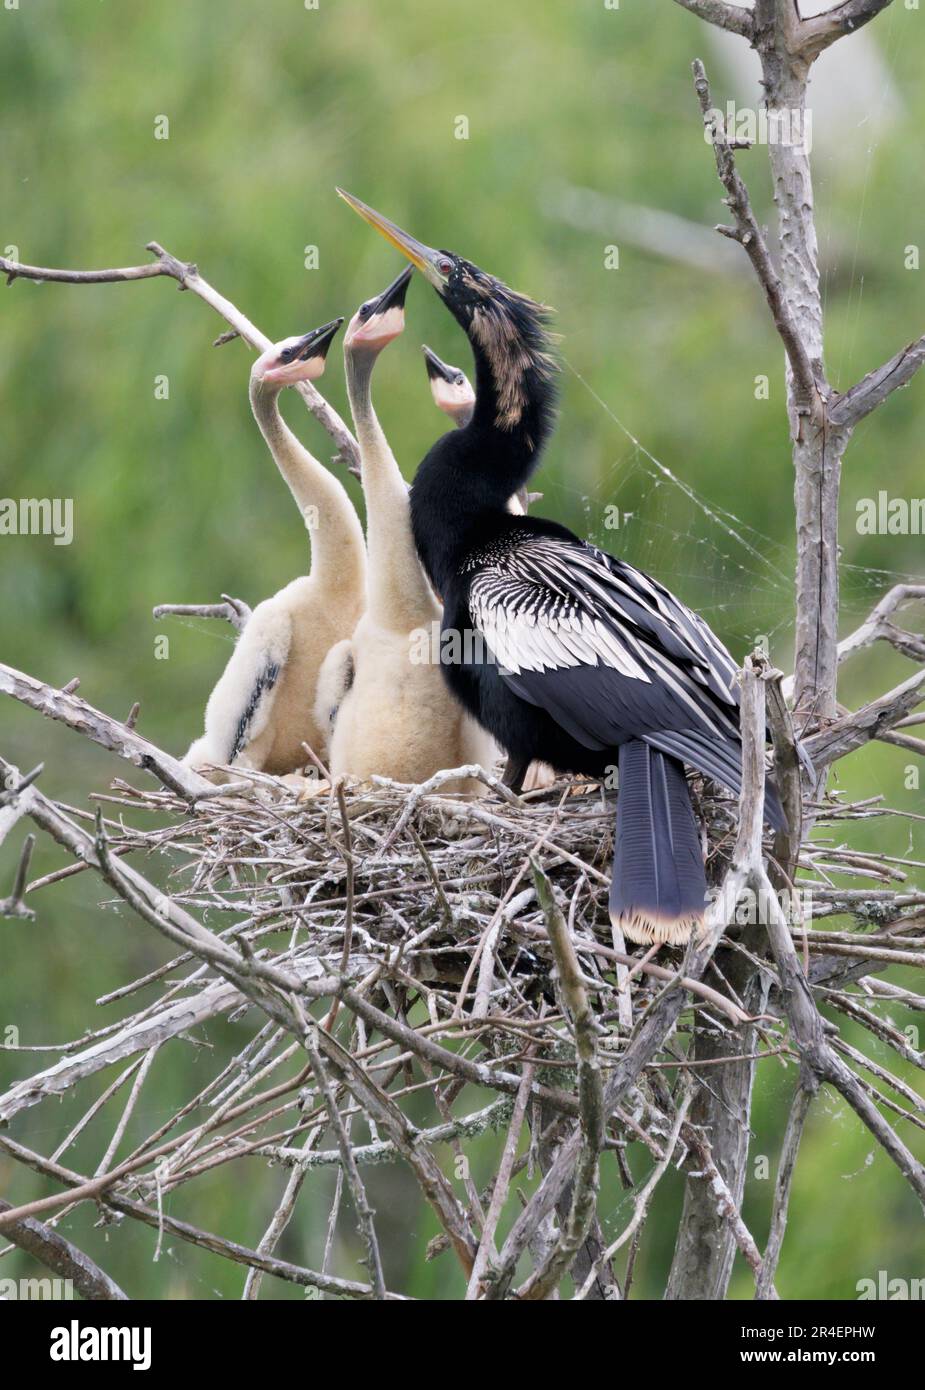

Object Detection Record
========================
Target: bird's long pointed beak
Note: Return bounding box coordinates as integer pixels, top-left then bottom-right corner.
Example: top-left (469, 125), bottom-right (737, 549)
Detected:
top-left (295, 317), bottom-right (344, 361)
top-left (371, 264), bottom-right (413, 315)
top-left (422, 344), bottom-right (457, 384)
top-left (337, 188), bottom-right (444, 288)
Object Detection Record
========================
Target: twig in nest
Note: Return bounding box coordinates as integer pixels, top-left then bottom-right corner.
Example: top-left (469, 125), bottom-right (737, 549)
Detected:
top-left (0, 833), bottom-right (36, 920)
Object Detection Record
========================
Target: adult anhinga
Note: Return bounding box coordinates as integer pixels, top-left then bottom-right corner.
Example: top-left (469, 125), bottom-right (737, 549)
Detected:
top-left (423, 343), bottom-right (557, 796)
top-left (184, 318), bottom-right (367, 777)
top-left (338, 190), bottom-right (786, 946)
top-left (315, 268), bottom-right (495, 790)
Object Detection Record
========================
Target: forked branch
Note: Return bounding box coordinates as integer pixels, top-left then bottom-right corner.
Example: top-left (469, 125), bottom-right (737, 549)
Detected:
top-left (672, 0), bottom-right (754, 38)
top-left (0, 242), bottom-right (361, 477)
top-left (691, 59), bottom-right (822, 420)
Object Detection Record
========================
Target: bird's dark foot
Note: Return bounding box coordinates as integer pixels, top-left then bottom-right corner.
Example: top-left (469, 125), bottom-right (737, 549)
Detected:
top-left (502, 756), bottom-right (529, 794)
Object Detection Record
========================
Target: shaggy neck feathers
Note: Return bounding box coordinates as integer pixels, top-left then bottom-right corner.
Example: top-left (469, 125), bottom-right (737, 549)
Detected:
top-left (411, 287), bottom-right (558, 594)
top-left (466, 287), bottom-right (557, 446)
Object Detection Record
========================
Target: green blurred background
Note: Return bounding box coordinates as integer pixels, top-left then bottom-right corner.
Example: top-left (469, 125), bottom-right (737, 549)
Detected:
top-left (0, 0), bottom-right (922, 1299)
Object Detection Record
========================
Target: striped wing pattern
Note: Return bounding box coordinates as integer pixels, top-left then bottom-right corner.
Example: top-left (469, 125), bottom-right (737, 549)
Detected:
top-left (467, 532), bottom-right (746, 783)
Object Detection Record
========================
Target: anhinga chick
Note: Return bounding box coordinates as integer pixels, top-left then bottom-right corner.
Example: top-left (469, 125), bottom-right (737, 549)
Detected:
top-left (184, 317), bottom-right (367, 779)
top-left (338, 188), bottom-right (786, 946)
top-left (422, 344), bottom-right (475, 428)
top-left (315, 268), bottom-right (496, 791)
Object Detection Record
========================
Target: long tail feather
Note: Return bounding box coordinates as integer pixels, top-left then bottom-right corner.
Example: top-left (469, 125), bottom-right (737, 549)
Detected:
top-left (643, 729), bottom-right (788, 834)
top-left (610, 740), bottom-right (707, 946)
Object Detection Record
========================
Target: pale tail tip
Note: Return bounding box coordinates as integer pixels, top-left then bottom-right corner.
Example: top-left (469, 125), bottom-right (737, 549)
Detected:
top-left (610, 907), bottom-right (705, 948)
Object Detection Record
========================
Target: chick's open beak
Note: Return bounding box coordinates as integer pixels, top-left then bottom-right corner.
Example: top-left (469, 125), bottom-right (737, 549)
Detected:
top-left (370, 264), bottom-right (413, 316)
top-left (337, 188), bottom-right (445, 289)
top-left (295, 317), bottom-right (344, 361)
top-left (422, 344), bottom-right (457, 385)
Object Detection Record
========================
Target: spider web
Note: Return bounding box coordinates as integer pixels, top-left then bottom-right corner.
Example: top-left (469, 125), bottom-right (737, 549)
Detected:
top-left (549, 361), bottom-right (922, 669)
top-left (547, 7), bottom-right (917, 666)
top-left (525, 5), bottom-right (921, 670)
top-left (560, 361), bottom-right (798, 655)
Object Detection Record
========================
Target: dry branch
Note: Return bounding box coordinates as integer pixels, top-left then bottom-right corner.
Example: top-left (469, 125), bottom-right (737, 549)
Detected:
top-left (516, 862), bottom-right (604, 1300)
top-left (0, 242), bottom-right (361, 478)
top-left (0, 1197), bottom-right (128, 1301)
top-left (302, 1023), bottom-right (387, 1299)
top-left (1, 640), bottom-right (922, 1295)
top-left (833, 584), bottom-right (925, 668)
top-left (153, 595), bottom-right (253, 633)
top-left (0, 1136), bottom-right (407, 1301)
top-left (0, 662), bottom-right (214, 800)
top-left (672, 0), bottom-right (754, 38)
top-left (805, 666), bottom-right (925, 769)
top-left (798, 0), bottom-right (897, 60)
top-left (755, 1074), bottom-right (816, 1300)
top-left (576, 1087), bottom-right (691, 1300)
top-left (0, 832), bottom-right (36, 920)
top-left (763, 885), bottom-right (925, 1202)
top-left (830, 334), bottom-right (925, 427)
top-left (691, 60), bottom-right (821, 420)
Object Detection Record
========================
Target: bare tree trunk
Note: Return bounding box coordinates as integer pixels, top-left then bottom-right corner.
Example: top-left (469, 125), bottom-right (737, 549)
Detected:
top-left (754, 0), bottom-right (844, 731)
top-left (665, 928), bottom-right (769, 1299)
top-left (537, 1101), bottom-right (619, 1300)
top-left (667, 0), bottom-right (923, 1295)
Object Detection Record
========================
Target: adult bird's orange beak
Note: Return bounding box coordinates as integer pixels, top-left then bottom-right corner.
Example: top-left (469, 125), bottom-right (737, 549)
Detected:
top-left (336, 188), bottom-right (447, 290)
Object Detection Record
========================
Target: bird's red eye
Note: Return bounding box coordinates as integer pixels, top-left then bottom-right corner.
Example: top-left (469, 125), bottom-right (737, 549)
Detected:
top-left (437, 258), bottom-right (453, 277)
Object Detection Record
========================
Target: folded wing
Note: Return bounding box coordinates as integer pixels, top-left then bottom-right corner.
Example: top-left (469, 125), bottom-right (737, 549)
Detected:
top-left (467, 530), bottom-right (769, 809)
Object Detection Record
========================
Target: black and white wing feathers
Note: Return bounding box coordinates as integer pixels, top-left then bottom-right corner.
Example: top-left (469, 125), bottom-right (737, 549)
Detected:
top-left (467, 530), bottom-right (749, 796)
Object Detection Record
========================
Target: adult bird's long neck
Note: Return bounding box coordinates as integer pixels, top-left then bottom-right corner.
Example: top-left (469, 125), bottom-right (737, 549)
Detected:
top-left (249, 374), bottom-right (366, 596)
top-left (345, 348), bottom-right (440, 628)
top-left (468, 328), bottom-right (555, 484)
top-left (411, 296), bottom-right (557, 595)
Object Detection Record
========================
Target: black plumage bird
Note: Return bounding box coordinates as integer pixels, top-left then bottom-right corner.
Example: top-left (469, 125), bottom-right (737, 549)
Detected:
top-left (338, 190), bottom-right (786, 946)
